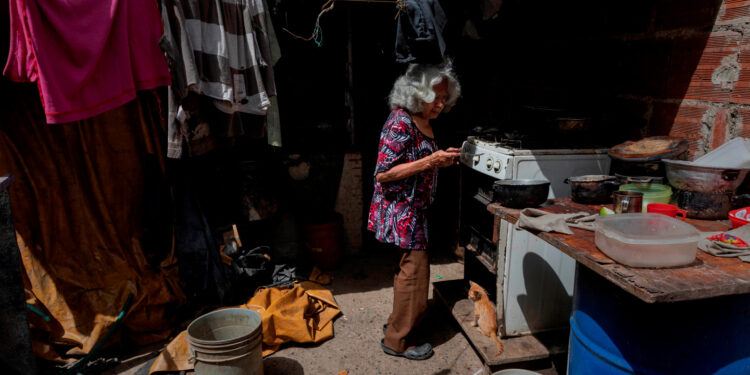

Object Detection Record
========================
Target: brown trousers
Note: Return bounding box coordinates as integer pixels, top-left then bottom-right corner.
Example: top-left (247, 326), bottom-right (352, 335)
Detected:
top-left (383, 248), bottom-right (430, 352)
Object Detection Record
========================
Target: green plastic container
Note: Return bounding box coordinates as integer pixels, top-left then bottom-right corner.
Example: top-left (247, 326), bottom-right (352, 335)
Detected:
top-left (618, 183), bottom-right (672, 211)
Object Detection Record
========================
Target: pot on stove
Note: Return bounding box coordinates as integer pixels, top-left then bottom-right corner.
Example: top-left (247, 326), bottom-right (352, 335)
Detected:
top-left (565, 175), bottom-right (620, 204)
top-left (492, 179), bottom-right (550, 208)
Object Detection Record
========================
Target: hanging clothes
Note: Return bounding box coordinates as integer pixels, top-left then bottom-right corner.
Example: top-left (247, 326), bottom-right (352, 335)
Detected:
top-left (3, 0), bottom-right (170, 124)
top-left (160, 0), bottom-right (282, 158)
top-left (394, 0), bottom-right (448, 64)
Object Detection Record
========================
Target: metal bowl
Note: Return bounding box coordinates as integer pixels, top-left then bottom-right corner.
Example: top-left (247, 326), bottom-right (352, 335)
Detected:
top-left (493, 179), bottom-right (550, 208)
top-left (662, 159), bottom-right (750, 193)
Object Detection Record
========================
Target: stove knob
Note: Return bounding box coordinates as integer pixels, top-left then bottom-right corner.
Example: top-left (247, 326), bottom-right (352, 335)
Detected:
top-left (472, 155), bottom-right (481, 165)
top-left (493, 160), bottom-right (502, 172)
top-left (486, 157), bottom-right (494, 171)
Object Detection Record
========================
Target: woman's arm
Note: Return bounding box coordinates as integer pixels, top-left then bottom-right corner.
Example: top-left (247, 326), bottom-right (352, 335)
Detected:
top-left (376, 147), bottom-right (461, 183)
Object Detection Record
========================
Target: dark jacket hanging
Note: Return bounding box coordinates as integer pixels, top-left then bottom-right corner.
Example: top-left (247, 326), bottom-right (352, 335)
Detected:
top-left (394, 0), bottom-right (447, 64)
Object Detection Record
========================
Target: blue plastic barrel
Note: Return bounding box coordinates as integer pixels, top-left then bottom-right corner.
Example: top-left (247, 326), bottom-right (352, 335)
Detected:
top-left (568, 266), bottom-right (750, 375)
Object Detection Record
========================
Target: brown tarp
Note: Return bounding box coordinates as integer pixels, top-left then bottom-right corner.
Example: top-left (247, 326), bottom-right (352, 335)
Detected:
top-left (0, 83), bottom-right (185, 362)
top-left (149, 281), bottom-right (341, 373)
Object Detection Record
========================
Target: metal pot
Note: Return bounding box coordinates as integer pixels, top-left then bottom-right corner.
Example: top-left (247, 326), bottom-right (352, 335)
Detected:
top-left (614, 174), bottom-right (665, 185)
top-left (564, 175), bottom-right (620, 204)
top-left (493, 179), bottom-right (550, 208)
top-left (663, 159), bottom-right (750, 193)
top-left (673, 189), bottom-right (734, 219)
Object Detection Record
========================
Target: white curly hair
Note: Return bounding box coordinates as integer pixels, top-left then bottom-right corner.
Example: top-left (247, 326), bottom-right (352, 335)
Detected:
top-left (388, 60), bottom-right (461, 114)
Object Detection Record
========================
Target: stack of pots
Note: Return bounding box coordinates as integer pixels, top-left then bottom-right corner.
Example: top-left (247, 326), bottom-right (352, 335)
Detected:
top-left (563, 137), bottom-right (750, 220)
top-left (663, 159), bottom-right (750, 219)
top-left (608, 136), bottom-right (689, 181)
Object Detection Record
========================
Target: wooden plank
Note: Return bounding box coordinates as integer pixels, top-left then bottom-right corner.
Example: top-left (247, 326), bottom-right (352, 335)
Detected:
top-left (486, 198), bottom-right (750, 303)
top-left (433, 280), bottom-right (567, 367)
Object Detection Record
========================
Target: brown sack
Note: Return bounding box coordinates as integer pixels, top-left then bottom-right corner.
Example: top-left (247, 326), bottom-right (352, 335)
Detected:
top-left (149, 281), bottom-right (341, 373)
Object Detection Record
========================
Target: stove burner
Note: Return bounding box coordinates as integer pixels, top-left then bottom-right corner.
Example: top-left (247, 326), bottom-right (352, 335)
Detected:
top-left (498, 139), bottom-right (522, 149)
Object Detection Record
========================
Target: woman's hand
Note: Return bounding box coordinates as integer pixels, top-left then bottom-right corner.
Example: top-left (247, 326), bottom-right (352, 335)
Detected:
top-left (431, 147), bottom-right (461, 168)
top-left (376, 147), bottom-right (462, 183)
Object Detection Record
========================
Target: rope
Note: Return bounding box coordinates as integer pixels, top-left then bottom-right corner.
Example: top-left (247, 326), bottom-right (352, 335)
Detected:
top-left (282, 0), bottom-right (336, 47)
top-left (281, 0), bottom-right (404, 46)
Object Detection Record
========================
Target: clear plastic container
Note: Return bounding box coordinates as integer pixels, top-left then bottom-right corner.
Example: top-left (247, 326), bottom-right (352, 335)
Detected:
top-left (594, 213), bottom-right (700, 268)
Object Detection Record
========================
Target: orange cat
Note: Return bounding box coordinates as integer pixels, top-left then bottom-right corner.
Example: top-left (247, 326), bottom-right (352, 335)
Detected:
top-left (468, 281), bottom-right (504, 356)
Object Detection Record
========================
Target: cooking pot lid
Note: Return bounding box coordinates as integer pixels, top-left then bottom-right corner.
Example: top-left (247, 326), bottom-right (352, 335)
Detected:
top-left (609, 136), bottom-right (689, 162)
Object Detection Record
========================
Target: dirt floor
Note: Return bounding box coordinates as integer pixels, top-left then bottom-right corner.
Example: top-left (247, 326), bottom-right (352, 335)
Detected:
top-left (105, 250), bottom-right (490, 375)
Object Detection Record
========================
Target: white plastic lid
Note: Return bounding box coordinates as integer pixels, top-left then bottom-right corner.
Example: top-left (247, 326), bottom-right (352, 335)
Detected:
top-left (595, 213), bottom-right (701, 245)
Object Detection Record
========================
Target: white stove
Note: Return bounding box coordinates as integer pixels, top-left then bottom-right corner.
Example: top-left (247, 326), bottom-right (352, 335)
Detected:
top-left (460, 137), bottom-right (611, 198)
top-left (459, 136), bottom-right (612, 337)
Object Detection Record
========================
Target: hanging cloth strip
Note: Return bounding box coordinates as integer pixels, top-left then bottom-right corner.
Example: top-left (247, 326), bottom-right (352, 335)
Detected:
top-left (3, 0), bottom-right (171, 124)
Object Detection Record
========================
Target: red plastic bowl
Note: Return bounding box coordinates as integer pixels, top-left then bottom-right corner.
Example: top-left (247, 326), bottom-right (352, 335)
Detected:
top-left (729, 207), bottom-right (750, 229)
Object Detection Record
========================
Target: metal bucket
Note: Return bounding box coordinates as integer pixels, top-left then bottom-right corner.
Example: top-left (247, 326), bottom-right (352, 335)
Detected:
top-left (187, 308), bottom-right (264, 375)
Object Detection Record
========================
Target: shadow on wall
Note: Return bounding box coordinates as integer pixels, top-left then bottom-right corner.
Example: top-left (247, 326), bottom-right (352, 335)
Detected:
top-left (517, 252), bottom-right (572, 333)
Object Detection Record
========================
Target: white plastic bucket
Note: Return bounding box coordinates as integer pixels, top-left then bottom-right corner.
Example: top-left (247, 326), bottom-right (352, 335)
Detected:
top-left (493, 370), bottom-right (542, 375)
top-left (187, 308), bottom-right (264, 375)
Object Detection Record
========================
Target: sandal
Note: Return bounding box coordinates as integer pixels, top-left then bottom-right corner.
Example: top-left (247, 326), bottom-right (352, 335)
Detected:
top-left (380, 339), bottom-right (433, 360)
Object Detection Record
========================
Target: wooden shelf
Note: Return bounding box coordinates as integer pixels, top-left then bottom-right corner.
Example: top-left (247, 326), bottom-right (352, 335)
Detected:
top-left (465, 243), bottom-right (497, 275)
top-left (433, 279), bottom-right (568, 373)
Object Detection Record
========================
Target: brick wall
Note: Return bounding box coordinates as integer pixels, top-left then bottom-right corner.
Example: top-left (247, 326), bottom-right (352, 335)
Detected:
top-left (456, 0), bottom-right (750, 159)
top-left (569, 0), bottom-right (748, 159)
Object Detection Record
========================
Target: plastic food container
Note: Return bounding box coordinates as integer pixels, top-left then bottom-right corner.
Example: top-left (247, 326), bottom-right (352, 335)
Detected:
top-left (729, 207), bottom-right (750, 229)
top-left (595, 213), bottom-right (700, 268)
top-left (618, 183), bottom-right (672, 211)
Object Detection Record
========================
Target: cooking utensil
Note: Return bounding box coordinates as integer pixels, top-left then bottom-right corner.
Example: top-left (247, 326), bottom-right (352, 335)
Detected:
top-left (614, 174), bottom-right (665, 185)
top-left (673, 189), bottom-right (734, 219)
top-left (609, 136), bottom-right (689, 178)
top-left (618, 183), bottom-right (672, 211)
top-left (613, 191), bottom-right (643, 214)
top-left (662, 159), bottom-right (750, 193)
top-left (610, 136), bottom-right (689, 160)
top-left (564, 175), bottom-right (620, 204)
top-left (492, 179), bottom-right (550, 208)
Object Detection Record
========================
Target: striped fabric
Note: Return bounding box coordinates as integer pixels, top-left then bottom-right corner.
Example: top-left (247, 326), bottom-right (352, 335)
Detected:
top-left (160, 0), bottom-right (281, 158)
top-left (161, 0), bottom-right (277, 114)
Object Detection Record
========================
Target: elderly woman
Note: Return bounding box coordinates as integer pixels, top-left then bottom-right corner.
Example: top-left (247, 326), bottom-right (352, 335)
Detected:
top-left (368, 61), bottom-right (461, 360)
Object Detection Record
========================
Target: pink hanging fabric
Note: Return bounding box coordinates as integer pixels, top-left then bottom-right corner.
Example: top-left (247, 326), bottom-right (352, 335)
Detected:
top-left (4, 0), bottom-right (171, 124)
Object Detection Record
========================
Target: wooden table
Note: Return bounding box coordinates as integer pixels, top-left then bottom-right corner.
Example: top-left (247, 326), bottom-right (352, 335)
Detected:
top-left (485, 198), bottom-right (750, 374)
top-left (487, 198), bottom-right (744, 303)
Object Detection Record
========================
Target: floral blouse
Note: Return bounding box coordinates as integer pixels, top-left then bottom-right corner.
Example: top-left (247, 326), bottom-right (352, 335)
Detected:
top-left (367, 108), bottom-right (438, 250)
